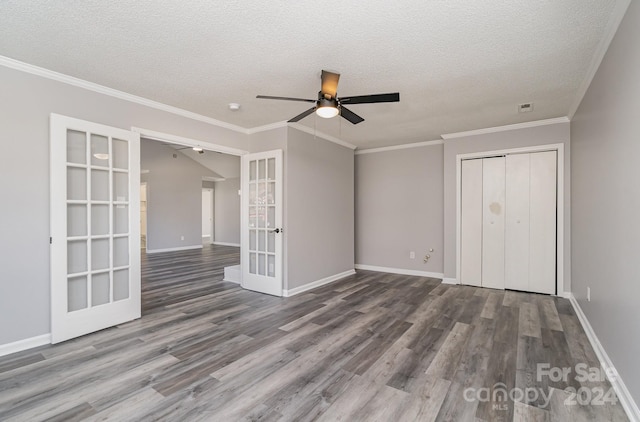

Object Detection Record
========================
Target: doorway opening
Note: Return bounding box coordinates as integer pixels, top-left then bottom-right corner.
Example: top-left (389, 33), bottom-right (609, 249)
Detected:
top-left (202, 188), bottom-right (214, 245)
top-left (134, 128), bottom-right (245, 314)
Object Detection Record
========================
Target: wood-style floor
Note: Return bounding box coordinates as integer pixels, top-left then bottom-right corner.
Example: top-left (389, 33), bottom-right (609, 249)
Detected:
top-left (0, 245), bottom-right (628, 421)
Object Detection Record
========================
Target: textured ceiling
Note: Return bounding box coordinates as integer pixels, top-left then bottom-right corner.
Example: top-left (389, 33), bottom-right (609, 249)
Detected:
top-left (0, 1), bottom-right (621, 148)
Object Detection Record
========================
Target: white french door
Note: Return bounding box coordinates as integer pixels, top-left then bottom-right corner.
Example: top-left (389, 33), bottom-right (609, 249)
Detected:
top-left (50, 114), bottom-right (141, 344)
top-left (241, 150), bottom-right (283, 296)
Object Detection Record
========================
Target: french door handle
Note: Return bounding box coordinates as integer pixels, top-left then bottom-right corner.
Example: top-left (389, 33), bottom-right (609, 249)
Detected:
top-left (271, 228), bottom-right (283, 234)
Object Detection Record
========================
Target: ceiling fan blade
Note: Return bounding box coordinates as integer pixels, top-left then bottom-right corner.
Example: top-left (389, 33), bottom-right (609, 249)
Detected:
top-left (340, 106), bottom-right (365, 125)
top-left (339, 92), bottom-right (400, 105)
top-left (321, 70), bottom-right (340, 98)
top-left (256, 95), bottom-right (316, 103)
top-left (288, 107), bottom-right (317, 123)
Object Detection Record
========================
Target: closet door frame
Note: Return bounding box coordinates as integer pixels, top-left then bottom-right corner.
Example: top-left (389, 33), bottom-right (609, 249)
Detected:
top-left (455, 143), bottom-right (565, 296)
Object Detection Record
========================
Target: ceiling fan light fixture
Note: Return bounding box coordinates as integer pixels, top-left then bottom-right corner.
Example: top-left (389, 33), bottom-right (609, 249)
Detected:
top-left (316, 106), bottom-right (339, 119)
top-left (315, 97), bottom-right (339, 118)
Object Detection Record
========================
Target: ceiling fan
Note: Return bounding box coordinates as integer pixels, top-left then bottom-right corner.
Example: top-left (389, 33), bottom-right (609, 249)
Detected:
top-left (256, 70), bottom-right (399, 125)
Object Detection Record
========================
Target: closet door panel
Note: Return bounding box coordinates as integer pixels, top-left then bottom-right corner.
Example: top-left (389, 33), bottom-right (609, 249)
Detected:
top-left (481, 156), bottom-right (505, 290)
top-left (460, 159), bottom-right (483, 286)
top-left (505, 154), bottom-right (530, 291)
top-left (529, 151), bottom-right (557, 294)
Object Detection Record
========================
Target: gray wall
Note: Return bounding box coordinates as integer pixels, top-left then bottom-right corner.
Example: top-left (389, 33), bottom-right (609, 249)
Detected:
top-left (286, 128), bottom-right (355, 290)
top-left (355, 145), bottom-right (444, 274)
top-left (442, 122), bottom-right (571, 293)
top-left (141, 139), bottom-right (216, 251)
top-left (571, 0), bottom-right (640, 402)
top-left (214, 178), bottom-right (241, 245)
top-left (0, 65), bottom-right (248, 346)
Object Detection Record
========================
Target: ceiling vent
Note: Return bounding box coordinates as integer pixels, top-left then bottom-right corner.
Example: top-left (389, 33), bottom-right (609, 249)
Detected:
top-left (518, 102), bottom-right (534, 113)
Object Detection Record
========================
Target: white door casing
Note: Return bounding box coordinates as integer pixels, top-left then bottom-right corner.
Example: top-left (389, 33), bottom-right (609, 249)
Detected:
top-left (50, 114), bottom-right (141, 344)
top-left (241, 150), bottom-right (283, 296)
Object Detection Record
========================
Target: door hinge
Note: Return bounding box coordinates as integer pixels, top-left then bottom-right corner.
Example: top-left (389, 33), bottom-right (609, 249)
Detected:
top-left (50, 237), bottom-right (52, 244)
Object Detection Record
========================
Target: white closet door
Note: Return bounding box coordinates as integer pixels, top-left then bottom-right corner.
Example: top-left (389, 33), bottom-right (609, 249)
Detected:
top-left (460, 159), bottom-right (483, 286)
top-left (529, 151), bottom-right (557, 294)
top-left (505, 154), bottom-right (530, 291)
top-left (482, 157), bottom-right (506, 290)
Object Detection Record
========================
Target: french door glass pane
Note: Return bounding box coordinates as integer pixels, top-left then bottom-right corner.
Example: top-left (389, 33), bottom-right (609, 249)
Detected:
top-left (258, 159), bottom-right (265, 180)
top-left (68, 240), bottom-right (87, 274)
top-left (113, 269), bottom-right (129, 301)
top-left (112, 138), bottom-right (128, 169)
top-left (258, 230), bottom-right (265, 252)
top-left (267, 158), bottom-right (275, 180)
top-left (113, 237), bottom-right (129, 267)
top-left (91, 273), bottom-right (110, 306)
top-left (67, 168), bottom-right (87, 200)
top-left (114, 205), bottom-right (128, 234)
top-left (113, 172), bottom-right (128, 201)
top-left (68, 276), bottom-right (88, 312)
top-left (249, 183), bottom-right (256, 205)
top-left (258, 254), bottom-right (265, 275)
top-left (249, 207), bottom-right (257, 228)
top-left (268, 255), bottom-right (275, 277)
top-left (91, 239), bottom-right (110, 270)
top-left (90, 134), bottom-right (109, 166)
top-left (91, 170), bottom-right (109, 201)
top-left (249, 160), bottom-right (256, 181)
top-left (267, 182), bottom-right (275, 204)
top-left (67, 130), bottom-right (86, 164)
top-left (267, 232), bottom-right (275, 253)
top-left (91, 205), bottom-right (109, 235)
top-left (249, 253), bottom-right (256, 274)
top-left (267, 207), bottom-right (275, 228)
top-left (67, 204), bottom-right (87, 237)
top-left (249, 230), bottom-right (256, 251)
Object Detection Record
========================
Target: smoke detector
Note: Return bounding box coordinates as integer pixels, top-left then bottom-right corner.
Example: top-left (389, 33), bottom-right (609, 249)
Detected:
top-left (518, 102), bottom-right (534, 113)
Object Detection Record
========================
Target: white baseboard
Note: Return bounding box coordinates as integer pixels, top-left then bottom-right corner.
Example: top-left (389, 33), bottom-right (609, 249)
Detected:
top-left (567, 293), bottom-right (640, 421)
top-left (283, 269), bottom-right (356, 297)
top-left (354, 264), bottom-right (443, 280)
top-left (223, 265), bottom-right (241, 284)
top-left (442, 277), bottom-right (458, 285)
top-left (0, 333), bottom-right (51, 357)
top-left (213, 241), bottom-right (241, 248)
top-left (146, 245), bottom-right (203, 254)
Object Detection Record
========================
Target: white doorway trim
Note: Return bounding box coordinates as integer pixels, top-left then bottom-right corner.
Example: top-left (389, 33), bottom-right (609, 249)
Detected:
top-left (131, 127), bottom-right (248, 156)
top-left (455, 143), bottom-right (565, 296)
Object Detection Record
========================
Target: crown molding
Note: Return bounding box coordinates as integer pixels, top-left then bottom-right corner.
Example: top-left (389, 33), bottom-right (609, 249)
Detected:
top-left (355, 139), bottom-right (443, 155)
top-left (568, 0), bottom-right (631, 119)
top-left (287, 123), bottom-right (357, 150)
top-left (441, 117), bottom-right (570, 140)
top-left (0, 55), bottom-right (254, 134)
top-left (246, 121), bottom-right (289, 134)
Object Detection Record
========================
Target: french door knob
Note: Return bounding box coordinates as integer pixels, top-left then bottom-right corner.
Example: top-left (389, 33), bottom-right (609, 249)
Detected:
top-left (271, 228), bottom-right (282, 234)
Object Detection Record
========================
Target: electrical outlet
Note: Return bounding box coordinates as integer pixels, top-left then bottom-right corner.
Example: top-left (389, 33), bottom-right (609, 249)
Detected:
top-left (587, 287), bottom-right (591, 302)
top-left (409, 251), bottom-right (415, 259)
top-left (181, 236), bottom-right (184, 241)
